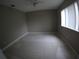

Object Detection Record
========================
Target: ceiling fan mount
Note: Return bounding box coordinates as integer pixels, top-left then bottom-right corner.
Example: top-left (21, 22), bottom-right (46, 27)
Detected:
top-left (26, 0), bottom-right (43, 7)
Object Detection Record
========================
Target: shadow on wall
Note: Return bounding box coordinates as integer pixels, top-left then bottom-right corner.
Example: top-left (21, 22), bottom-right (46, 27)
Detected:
top-left (60, 27), bottom-right (79, 53)
top-left (0, 5), bottom-right (28, 49)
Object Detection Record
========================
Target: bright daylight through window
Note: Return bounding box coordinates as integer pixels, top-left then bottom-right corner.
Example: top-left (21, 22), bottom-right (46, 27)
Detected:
top-left (61, 2), bottom-right (79, 32)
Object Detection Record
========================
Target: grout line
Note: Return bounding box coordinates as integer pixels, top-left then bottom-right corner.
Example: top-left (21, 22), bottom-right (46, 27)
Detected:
top-left (2, 32), bottom-right (29, 51)
top-left (58, 32), bottom-right (78, 55)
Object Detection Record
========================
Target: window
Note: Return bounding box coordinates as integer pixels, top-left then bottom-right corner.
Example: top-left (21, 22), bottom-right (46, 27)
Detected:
top-left (61, 2), bottom-right (79, 32)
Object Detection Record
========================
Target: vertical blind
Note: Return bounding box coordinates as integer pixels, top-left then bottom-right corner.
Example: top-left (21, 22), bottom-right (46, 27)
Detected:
top-left (61, 2), bottom-right (79, 32)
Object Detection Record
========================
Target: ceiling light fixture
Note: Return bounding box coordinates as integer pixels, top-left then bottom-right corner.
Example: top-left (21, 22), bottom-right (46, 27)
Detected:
top-left (31, 0), bottom-right (43, 7)
top-left (25, 0), bottom-right (43, 7)
top-left (33, 0), bottom-right (39, 7)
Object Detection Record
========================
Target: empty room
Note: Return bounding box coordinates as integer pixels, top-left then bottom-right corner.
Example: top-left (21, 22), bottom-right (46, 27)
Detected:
top-left (0, 0), bottom-right (79, 59)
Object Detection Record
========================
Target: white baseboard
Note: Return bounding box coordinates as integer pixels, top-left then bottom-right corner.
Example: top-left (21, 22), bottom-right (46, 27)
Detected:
top-left (3, 32), bottom-right (29, 51)
top-left (2, 31), bottom-right (58, 51)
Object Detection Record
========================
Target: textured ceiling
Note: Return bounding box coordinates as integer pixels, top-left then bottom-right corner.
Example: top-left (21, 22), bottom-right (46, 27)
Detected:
top-left (0, 0), bottom-right (64, 12)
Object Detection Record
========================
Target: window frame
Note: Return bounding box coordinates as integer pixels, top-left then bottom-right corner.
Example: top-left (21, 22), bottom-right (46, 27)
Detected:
top-left (61, 2), bottom-right (79, 32)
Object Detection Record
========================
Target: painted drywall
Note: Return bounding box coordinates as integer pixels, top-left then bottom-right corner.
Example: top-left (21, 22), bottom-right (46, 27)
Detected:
top-left (0, 5), bottom-right (28, 48)
top-left (26, 10), bottom-right (58, 32)
top-left (58, 0), bottom-right (79, 54)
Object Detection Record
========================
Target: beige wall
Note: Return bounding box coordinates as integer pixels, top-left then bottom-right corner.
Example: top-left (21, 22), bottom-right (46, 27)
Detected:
top-left (26, 10), bottom-right (58, 32)
top-left (0, 5), bottom-right (28, 48)
top-left (58, 0), bottom-right (79, 54)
